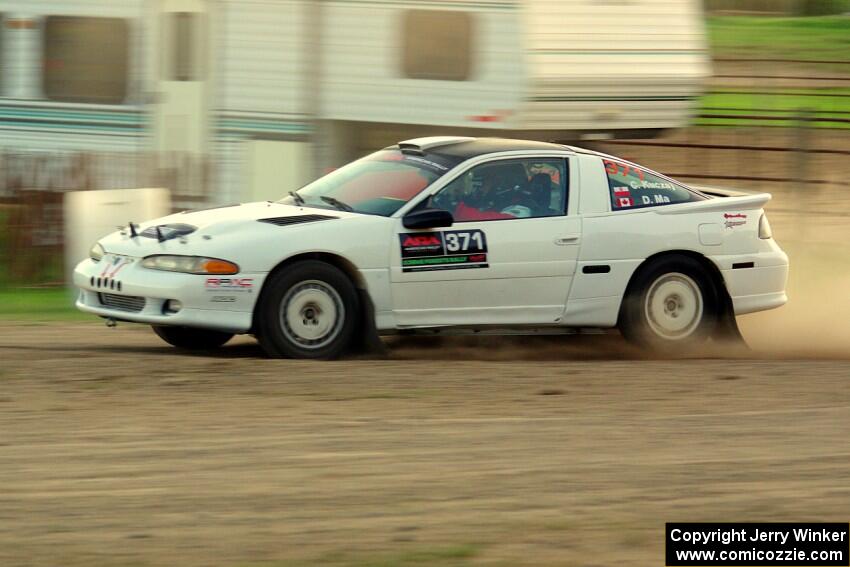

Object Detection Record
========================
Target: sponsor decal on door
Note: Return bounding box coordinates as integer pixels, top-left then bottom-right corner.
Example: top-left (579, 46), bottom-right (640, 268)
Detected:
top-left (399, 230), bottom-right (488, 272)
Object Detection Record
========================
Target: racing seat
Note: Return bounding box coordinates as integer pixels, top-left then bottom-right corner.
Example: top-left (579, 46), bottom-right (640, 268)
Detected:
top-left (528, 173), bottom-right (556, 213)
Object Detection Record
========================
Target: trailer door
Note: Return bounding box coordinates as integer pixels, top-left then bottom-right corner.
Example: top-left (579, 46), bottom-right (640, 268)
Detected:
top-left (149, 0), bottom-right (212, 157)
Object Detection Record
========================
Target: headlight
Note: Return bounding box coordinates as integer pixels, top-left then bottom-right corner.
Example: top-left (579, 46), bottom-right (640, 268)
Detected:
top-left (90, 243), bottom-right (105, 262)
top-left (140, 255), bottom-right (239, 275)
top-left (758, 213), bottom-right (773, 240)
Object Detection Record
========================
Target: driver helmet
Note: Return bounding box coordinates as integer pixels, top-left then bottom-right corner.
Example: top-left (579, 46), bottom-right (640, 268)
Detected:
top-left (470, 163), bottom-right (526, 209)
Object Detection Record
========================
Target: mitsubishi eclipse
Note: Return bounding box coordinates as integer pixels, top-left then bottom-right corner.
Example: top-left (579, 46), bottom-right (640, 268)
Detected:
top-left (75, 137), bottom-right (788, 358)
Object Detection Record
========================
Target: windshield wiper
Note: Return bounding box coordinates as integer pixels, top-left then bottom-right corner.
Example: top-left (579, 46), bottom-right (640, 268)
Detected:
top-left (288, 191), bottom-right (305, 206)
top-left (320, 195), bottom-right (354, 212)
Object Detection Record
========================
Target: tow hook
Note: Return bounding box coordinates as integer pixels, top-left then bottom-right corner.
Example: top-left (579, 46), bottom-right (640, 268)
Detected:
top-left (105, 318), bottom-right (117, 328)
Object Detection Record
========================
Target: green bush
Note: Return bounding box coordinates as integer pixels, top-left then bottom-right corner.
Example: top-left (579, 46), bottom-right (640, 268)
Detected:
top-left (800, 0), bottom-right (850, 14)
top-left (0, 206), bottom-right (66, 287)
top-left (704, 0), bottom-right (850, 14)
top-left (0, 209), bottom-right (9, 288)
top-left (705, 0), bottom-right (796, 13)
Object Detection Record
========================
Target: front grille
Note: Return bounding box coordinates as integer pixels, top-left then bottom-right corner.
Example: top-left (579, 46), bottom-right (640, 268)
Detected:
top-left (98, 293), bottom-right (146, 313)
top-left (258, 214), bottom-right (338, 227)
top-left (90, 276), bottom-right (122, 291)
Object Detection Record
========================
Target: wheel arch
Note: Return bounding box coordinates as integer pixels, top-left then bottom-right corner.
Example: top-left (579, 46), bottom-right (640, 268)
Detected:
top-left (616, 249), bottom-right (731, 327)
top-left (269, 251), bottom-right (367, 288)
top-left (251, 251), bottom-right (381, 352)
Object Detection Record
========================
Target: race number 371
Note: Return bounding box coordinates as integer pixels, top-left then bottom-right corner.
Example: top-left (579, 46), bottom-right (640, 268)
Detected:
top-left (444, 230), bottom-right (486, 253)
top-left (399, 229), bottom-right (489, 273)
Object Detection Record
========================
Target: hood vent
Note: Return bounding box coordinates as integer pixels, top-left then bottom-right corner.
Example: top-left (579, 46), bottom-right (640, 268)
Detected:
top-left (258, 214), bottom-right (339, 227)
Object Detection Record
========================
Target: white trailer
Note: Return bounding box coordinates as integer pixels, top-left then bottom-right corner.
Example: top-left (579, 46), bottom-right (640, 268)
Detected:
top-left (0, 0), bottom-right (709, 205)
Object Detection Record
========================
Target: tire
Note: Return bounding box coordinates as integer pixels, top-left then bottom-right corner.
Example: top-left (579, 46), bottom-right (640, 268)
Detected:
top-left (152, 325), bottom-right (233, 350)
top-left (619, 255), bottom-right (721, 353)
top-left (255, 260), bottom-right (359, 359)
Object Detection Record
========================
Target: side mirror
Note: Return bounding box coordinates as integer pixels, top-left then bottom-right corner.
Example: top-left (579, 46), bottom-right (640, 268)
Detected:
top-left (402, 208), bottom-right (454, 229)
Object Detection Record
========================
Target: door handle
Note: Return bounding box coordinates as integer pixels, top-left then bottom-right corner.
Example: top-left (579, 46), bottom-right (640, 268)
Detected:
top-left (554, 235), bottom-right (580, 245)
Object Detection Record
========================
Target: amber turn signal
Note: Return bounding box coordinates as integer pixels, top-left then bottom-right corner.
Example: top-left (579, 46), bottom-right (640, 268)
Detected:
top-left (202, 259), bottom-right (239, 274)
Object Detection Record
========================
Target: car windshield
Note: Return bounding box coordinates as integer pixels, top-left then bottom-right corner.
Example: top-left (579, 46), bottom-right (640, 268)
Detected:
top-left (279, 149), bottom-right (461, 216)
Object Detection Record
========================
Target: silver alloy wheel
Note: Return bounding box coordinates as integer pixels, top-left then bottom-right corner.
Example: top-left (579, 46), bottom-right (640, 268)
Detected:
top-left (644, 272), bottom-right (704, 340)
top-left (279, 279), bottom-right (345, 349)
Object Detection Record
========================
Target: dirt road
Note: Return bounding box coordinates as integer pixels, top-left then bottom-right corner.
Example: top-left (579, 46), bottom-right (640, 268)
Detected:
top-left (1, 324), bottom-right (848, 567)
top-left (4, 150), bottom-right (849, 566)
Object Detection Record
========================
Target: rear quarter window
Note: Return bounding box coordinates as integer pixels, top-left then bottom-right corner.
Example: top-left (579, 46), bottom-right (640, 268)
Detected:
top-left (603, 159), bottom-right (704, 211)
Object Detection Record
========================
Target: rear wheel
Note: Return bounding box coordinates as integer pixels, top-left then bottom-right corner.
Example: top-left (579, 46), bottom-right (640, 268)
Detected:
top-left (619, 255), bottom-right (720, 353)
top-left (255, 261), bottom-right (359, 359)
top-left (152, 325), bottom-right (233, 350)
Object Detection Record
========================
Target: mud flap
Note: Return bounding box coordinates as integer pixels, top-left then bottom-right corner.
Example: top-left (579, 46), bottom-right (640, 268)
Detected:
top-left (713, 290), bottom-right (749, 351)
top-left (351, 289), bottom-right (387, 356)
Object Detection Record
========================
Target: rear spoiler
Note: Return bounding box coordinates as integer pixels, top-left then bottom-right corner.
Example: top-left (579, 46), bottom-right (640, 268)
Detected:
top-left (690, 184), bottom-right (753, 198)
top-left (654, 191), bottom-right (771, 216)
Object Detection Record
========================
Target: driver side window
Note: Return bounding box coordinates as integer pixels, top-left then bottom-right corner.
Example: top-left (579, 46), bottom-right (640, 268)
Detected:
top-left (422, 158), bottom-right (567, 222)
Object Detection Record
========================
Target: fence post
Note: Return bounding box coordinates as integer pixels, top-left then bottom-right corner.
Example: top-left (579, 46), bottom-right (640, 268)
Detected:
top-left (794, 108), bottom-right (812, 195)
top-left (792, 108), bottom-right (813, 243)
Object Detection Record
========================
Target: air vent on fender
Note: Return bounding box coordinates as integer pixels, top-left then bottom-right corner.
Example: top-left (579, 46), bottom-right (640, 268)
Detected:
top-left (258, 215), bottom-right (339, 226)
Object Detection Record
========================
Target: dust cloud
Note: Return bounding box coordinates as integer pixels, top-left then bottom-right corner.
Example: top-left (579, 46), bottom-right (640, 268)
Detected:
top-left (736, 182), bottom-right (850, 359)
top-left (739, 241), bottom-right (850, 360)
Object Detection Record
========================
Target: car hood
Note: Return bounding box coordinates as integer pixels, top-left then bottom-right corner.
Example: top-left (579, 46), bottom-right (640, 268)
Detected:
top-left (96, 201), bottom-right (365, 258)
top-left (164, 201), bottom-right (353, 229)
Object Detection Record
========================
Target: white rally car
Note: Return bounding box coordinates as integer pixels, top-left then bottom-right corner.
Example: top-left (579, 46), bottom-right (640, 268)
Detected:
top-left (75, 137), bottom-right (788, 358)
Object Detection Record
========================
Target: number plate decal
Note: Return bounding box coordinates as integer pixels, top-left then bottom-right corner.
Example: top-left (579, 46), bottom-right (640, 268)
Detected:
top-left (399, 230), bottom-right (488, 273)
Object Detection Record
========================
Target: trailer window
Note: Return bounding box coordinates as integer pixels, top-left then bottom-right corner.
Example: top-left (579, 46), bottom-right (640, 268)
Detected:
top-left (43, 16), bottom-right (129, 104)
top-left (603, 160), bottom-right (705, 210)
top-left (402, 10), bottom-right (472, 81)
top-left (168, 12), bottom-right (203, 81)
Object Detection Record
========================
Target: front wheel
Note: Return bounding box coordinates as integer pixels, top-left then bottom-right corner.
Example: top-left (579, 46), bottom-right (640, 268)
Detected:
top-left (619, 256), bottom-right (720, 353)
top-left (152, 325), bottom-right (234, 350)
top-left (255, 261), bottom-right (359, 359)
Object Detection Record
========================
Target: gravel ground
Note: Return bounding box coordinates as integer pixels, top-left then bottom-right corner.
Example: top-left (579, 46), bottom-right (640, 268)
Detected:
top-left (0, 324), bottom-right (848, 567)
top-left (2, 126), bottom-right (848, 567)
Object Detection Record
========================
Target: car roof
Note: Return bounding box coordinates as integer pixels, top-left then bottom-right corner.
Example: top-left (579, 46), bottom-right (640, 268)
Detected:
top-left (391, 136), bottom-right (573, 161)
top-left (386, 136), bottom-right (705, 195)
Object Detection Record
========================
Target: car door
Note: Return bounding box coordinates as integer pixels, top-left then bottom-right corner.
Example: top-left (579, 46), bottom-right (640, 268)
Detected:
top-left (389, 156), bottom-right (581, 327)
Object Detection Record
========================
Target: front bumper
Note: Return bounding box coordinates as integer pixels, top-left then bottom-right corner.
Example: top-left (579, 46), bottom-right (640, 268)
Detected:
top-left (74, 256), bottom-right (266, 333)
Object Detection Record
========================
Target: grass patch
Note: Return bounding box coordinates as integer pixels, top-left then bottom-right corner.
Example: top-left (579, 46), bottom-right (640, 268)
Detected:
top-left (699, 88), bottom-right (850, 128)
top-left (694, 116), bottom-right (850, 128)
top-left (702, 90), bottom-right (850, 115)
top-left (703, 16), bottom-right (850, 127)
top-left (351, 545), bottom-right (478, 567)
top-left (708, 16), bottom-right (850, 60)
top-left (238, 545), bottom-right (480, 567)
top-left (0, 287), bottom-right (91, 322)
